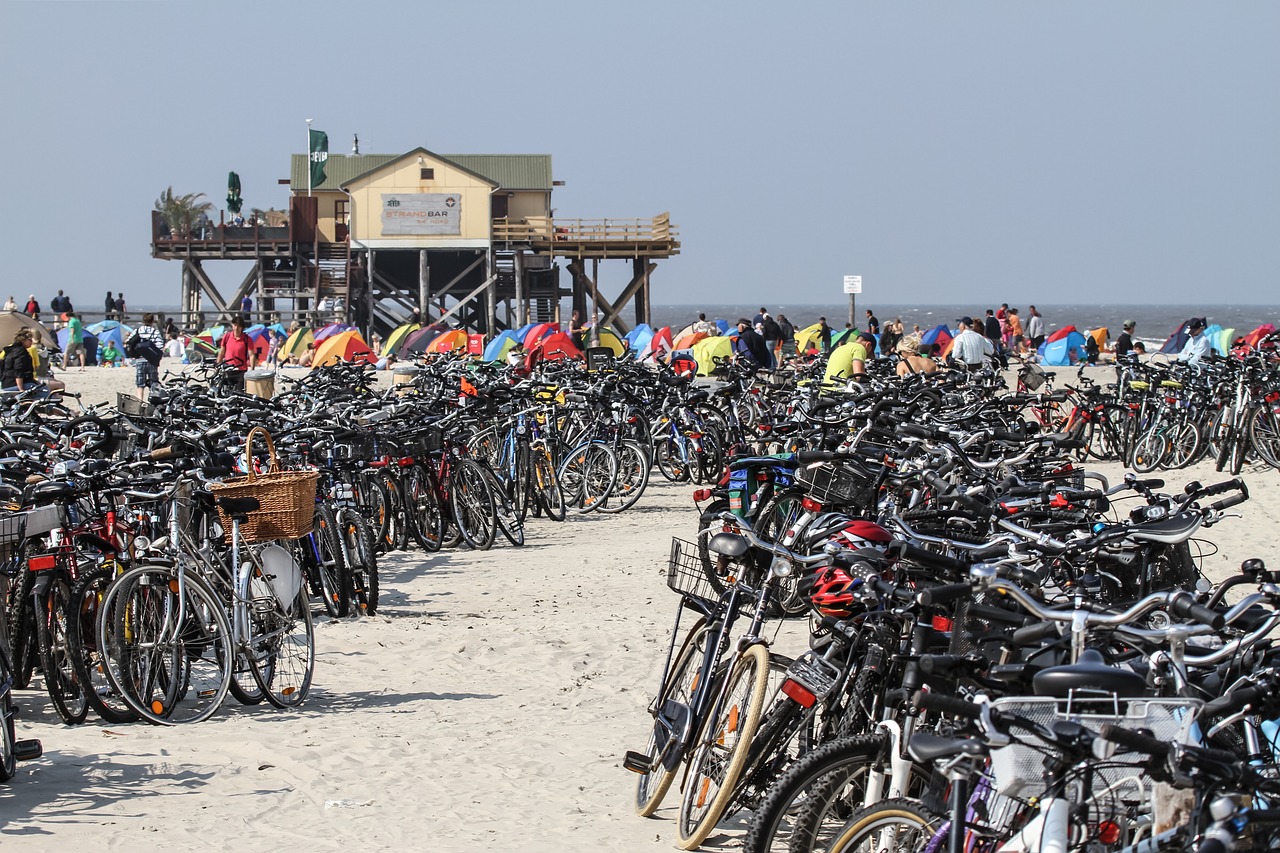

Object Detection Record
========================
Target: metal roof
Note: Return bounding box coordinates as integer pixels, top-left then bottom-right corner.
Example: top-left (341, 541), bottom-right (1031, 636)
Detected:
top-left (290, 152), bottom-right (552, 192)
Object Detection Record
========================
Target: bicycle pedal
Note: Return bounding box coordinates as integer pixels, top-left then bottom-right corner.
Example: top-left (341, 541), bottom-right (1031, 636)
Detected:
top-left (14, 739), bottom-right (42, 762)
top-left (622, 750), bottom-right (652, 774)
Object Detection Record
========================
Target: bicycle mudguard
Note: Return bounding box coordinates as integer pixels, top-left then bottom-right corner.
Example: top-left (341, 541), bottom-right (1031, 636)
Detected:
top-left (657, 699), bottom-right (693, 773)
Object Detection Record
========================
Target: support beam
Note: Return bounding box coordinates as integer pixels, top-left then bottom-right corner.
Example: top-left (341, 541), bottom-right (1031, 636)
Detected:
top-left (513, 251), bottom-right (525, 328)
top-left (565, 260), bottom-right (655, 336)
top-left (418, 249), bottom-right (429, 315)
top-left (184, 260), bottom-right (230, 313)
top-left (434, 276), bottom-right (497, 326)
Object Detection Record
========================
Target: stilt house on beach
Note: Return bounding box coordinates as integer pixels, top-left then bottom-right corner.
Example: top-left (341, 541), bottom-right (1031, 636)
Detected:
top-left (151, 146), bottom-right (679, 337)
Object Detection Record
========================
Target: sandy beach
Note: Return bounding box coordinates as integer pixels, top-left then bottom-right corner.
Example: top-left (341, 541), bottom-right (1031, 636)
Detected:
top-left (2, 361), bottom-right (1277, 850)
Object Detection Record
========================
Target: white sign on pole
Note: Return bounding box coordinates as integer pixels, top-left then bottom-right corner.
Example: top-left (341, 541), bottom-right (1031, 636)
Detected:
top-left (843, 275), bottom-right (862, 295)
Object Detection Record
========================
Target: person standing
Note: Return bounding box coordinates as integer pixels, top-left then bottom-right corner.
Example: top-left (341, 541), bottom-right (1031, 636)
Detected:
top-left (2, 296), bottom-right (15, 312)
top-left (1006, 309), bottom-right (1024, 355)
top-left (817, 316), bottom-right (833, 353)
top-left (241, 294), bottom-right (253, 318)
top-left (568, 309), bottom-right (589, 351)
top-left (752, 307), bottom-right (768, 333)
top-left (760, 311), bottom-right (782, 370)
top-left (62, 310), bottom-right (87, 370)
top-left (951, 317), bottom-right (995, 369)
top-left (131, 313), bottom-right (165, 400)
top-left (114, 293), bottom-right (126, 322)
top-left (733, 318), bottom-right (770, 370)
top-left (1115, 320), bottom-right (1137, 358)
top-left (1027, 305), bottom-right (1046, 351)
top-left (23, 295), bottom-right (39, 319)
top-left (104, 291), bottom-right (116, 320)
top-left (776, 313), bottom-right (796, 360)
top-left (217, 315), bottom-right (256, 392)
top-left (983, 310), bottom-right (1002, 344)
top-left (865, 309), bottom-right (880, 336)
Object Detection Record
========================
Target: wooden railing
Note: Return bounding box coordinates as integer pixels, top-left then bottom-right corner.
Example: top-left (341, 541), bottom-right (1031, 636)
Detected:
top-left (492, 213), bottom-right (678, 246)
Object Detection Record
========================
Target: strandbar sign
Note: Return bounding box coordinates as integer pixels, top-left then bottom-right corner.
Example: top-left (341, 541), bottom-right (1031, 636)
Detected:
top-left (380, 194), bottom-right (462, 235)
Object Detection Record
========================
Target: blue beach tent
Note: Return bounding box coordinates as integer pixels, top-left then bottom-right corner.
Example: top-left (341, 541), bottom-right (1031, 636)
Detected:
top-left (1038, 329), bottom-right (1089, 366)
top-left (714, 319), bottom-right (731, 335)
top-left (626, 325), bottom-right (655, 354)
top-left (483, 329), bottom-right (520, 362)
top-left (513, 322), bottom-right (539, 343)
top-left (56, 327), bottom-right (100, 363)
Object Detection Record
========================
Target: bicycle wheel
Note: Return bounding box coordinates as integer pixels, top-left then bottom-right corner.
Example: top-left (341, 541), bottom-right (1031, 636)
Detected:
top-left (532, 447), bottom-right (566, 522)
top-left (654, 436), bottom-right (692, 482)
top-left (247, 573), bottom-right (315, 709)
top-left (479, 465), bottom-right (525, 547)
top-left (635, 620), bottom-right (711, 817)
top-left (825, 798), bottom-right (941, 853)
top-left (511, 442), bottom-right (535, 525)
top-left (1129, 428), bottom-right (1168, 473)
top-left (340, 512), bottom-right (380, 615)
top-left (676, 643), bottom-right (773, 849)
top-left (405, 467), bottom-right (445, 552)
top-left (598, 440), bottom-right (650, 514)
top-left (98, 566), bottom-right (233, 725)
top-left (36, 576), bottom-right (89, 725)
top-left (313, 506), bottom-right (350, 618)
top-left (450, 459), bottom-right (497, 550)
top-left (1165, 419), bottom-right (1203, 469)
top-left (1249, 406), bottom-right (1280, 470)
top-left (559, 443), bottom-right (617, 514)
top-left (0, 692), bottom-right (15, 782)
top-left (380, 473), bottom-right (410, 552)
top-left (68, 566), bottom-right (140, 724)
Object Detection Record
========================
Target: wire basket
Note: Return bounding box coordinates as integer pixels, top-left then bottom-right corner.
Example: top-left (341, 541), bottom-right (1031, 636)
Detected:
top-left (0, 512), bottom-right (25, 573)
top-left (988, 696), bottom-right (1200, 799)
top-left (210, 427), bottom-right (319, 544)
top-left (1021, 363), bottom-right (1050, 391)
top-left (116, 392), bottom-right (157, 418)
top-left (405, 426), bottom-right (444, 458)
top-left (667, 537), bottom-right (721, 606)
top-left (795, 460), bottom-right (878, 508)
top-left (333, 432), bottom-right (378, 462)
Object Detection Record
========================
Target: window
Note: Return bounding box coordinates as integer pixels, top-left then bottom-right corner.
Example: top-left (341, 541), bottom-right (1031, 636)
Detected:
top-left (334, 199), bottom-right (348, 223)
top-left (420, 167), bottom-right (434, 181)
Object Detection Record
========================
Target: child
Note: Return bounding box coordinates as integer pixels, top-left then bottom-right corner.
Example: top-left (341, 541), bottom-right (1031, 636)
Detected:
top-left (99, 339), bottom-right (123, 366)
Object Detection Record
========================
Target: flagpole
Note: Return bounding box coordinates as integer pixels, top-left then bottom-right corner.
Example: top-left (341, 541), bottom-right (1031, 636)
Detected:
top-left (306, 118), bottom-right (313, 197)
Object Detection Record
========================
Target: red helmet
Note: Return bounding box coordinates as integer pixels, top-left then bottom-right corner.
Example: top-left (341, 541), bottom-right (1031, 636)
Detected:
top-left (808, 565), bottom-right (861, 618)
top-left (827, 519), bottom-right (892, 552)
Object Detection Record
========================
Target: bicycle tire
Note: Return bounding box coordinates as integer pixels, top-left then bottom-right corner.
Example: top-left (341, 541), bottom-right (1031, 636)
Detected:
top-left (0, 692), bottom-right (15, 782)
top-left (37, 576), bottom-right (89, 725)
top-left (654, 435), bottom-right (692, 482)
top-left (1249, 406), bottom-right (1280, 470)
top-left (511, 441), bottom-right (535, 525)
top-left (559, 443), bottom-right (617, 514)
top-left (676, 643), bottom-right (773, 849)
top-left (248, 582), bottom-right (315, 709)
top-left (313, 506), bottom-right (350, 618)
top-left (98, 566), bottom-right (233, 725)
top-left (406, 466), bottom-right (444, 552)
top-left (68, 566), bottom-right (140, 724)
top-left (598, 440), bottom-right (650, 514)
top-left (635, 620), bottom-right (711, 817)
top-left (341, 511), bottom-right (380, 615)
top-left (824, 798), bottom-right (941, 853)
top-left (478, 464), bottom-right (524, 547)
top-left (532, 447), bottom-right (566, 522)
top-left (450, 459), bottom-right (497, 550)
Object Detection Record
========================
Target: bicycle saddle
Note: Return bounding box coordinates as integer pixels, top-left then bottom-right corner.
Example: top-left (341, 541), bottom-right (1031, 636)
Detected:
top-left (707, 532), bottom-right (749, 559)
top-left (29, 480), bottom-right (76, 502)
top-left (908, 732), bottom-right (987, 764)
top-left (1032, 649), bottom-right (1148, 698)
top-left (216, 495), bottom-right (261, 517)
top-left (1126, 512), bottom-right (1202, 544)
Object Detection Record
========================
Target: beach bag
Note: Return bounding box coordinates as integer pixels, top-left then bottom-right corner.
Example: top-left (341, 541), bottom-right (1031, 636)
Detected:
top-left (124, 331), bottom-right (140, 359)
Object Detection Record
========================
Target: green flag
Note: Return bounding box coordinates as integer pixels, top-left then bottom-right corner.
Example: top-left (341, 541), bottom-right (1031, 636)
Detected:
top-left (309, 128), bottom-right (328, 188)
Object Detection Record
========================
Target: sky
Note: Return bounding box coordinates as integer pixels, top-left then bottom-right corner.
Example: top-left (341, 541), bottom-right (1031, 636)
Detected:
top-left (2, 1), bottom-right (1277, 309)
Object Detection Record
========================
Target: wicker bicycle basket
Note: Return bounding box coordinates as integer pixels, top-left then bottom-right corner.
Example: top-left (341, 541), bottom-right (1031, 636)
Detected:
top-left (209, 426), bottom-right (319, 543)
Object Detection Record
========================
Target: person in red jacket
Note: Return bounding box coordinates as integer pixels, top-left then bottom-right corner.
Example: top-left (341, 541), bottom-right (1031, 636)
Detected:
top-left (218, 315), bottom-right (257, 392)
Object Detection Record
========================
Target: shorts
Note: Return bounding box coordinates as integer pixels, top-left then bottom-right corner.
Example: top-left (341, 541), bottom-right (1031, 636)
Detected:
top-left (135, 361), bottom-right (158, 388)
top-left (65, 341), bottom-right (86, 358)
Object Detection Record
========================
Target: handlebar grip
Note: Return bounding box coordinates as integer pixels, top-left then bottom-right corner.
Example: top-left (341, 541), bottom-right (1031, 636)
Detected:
top-left (1209, 492), bottom-right (1249, 513)
top-left (1200, 478), bottom-right (1246, 498)
top-left (912, 690), bottom-right (983, 720)
top-left (899, 423), bottom-right (939, 440)
top-left (1130, 478), bottom-right (1165, 490)
top-left (1201, 683), bottom-right (1267, 718)
top-left (148, 446), bottom-right (178, 461)
top-left (1168, 592), bottom-right (1224, 629)
top-left (872, 578), bottom-right (916, 602)
top-left (1011, 620), bottom-right (1059, 646)
top-left (916, 582), bottom-right (972, 607)
top-left (918, 655), bottom-right (966, 677)
top-left (1099, 723), bottom-right (1171, 758)
top-left (991, 429), bottom-right (1026, 443)
top-left (796, 450), bottom-right (835, 464)
top-left (886, 541), bottom-right (970, 576)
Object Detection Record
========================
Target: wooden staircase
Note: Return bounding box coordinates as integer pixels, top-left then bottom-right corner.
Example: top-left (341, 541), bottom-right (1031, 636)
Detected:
top-left (316, 242), bottom-right (350, 309)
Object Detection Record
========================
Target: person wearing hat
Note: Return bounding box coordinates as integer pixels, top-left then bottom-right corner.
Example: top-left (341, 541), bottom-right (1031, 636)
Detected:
top-left (733, 318), bottom-right (771, 371)
top-left (1178, 318), bottom-right (1212, 366)
top-left (951, 316), bottom-right (994, 370)
top-left (895, 335), bottom-right (938, 376)
top-left (1115, 320), bottom-right (1137, 358)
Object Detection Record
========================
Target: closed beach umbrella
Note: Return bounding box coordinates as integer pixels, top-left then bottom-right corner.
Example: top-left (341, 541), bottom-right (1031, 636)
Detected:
top-left (313, 330), bottom-right (373, 366)
top-left (282, 328), bottom-right (313, 359)
top-left (483, 329), bottom-right (520, 362)
top-left (382, 322), bottom-right (420, 357)
top-left (0, 311), bottom-right (56, 347)
top-left (691, 335), bottom-right (733, 375)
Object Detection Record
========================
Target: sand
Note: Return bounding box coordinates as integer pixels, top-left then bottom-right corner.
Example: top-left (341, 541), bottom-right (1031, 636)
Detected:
top-left (2, 359), bottom-right (1275, 850)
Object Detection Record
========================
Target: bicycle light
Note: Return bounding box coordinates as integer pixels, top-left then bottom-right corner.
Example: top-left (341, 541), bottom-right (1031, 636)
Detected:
top-left (770, 556), bottom-right (792, 578)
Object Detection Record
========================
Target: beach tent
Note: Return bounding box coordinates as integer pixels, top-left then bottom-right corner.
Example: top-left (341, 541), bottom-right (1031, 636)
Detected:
top-left (513, 322), bottom-right (539, 343)
top-left (426, 329), bottom-right (470, 353)
top-left (1085, 328), bottom-right (1108, 353)
top-left (824, 340), bottom-right (872, 385)
top-left (401, 325), bottom-right (449, 355)
top-left (243, 324), bottom-right (271, 364)
top-left (1209, 326), bottom-right (1235, 357)
top-left (90, 322), bottom-right (132, 357)
top-left (1244, 324), bottom-right (1276, 350)
top-left (594, 327), bottom-right (627, 357)
top-left (281, 328), bottom-right (313, 360)
top-left (640, 326), bottom-right (673, 362)
top-left (314, 322), bottom-right (353, 343)
top-left (919, 324), bottom-right (953, 356)
top-left (624, 324), bottom-right (653, 349)
top-left (1039, 328), bottom-right (1089, 366)
top-left (483, 329), bottom-right (520, 362)
top-left (1159, 318), bottom-right (1207, 355)
top-left (714, 319), bottom-right (731, 335)
top-left (55, 326), bottom-right (99, 363)
top-left (691, 335), bottom-right (734, 375)
top-left (313, 330), bottom-right (373, 366)
top-left (0, 311), bottom-right (57, 348)
top-left (522, 322), bottom-right (559, 346)
top-left (383, 322), bottom-right (420, 357)
top-left (530, 331), bottom-right (581, 362)
top-left (672, 322), bottom-right (699, 342)
top-left (673, 330), bottom-right (709, 351)
top-left (795, 323), bottom-right (826, 353)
